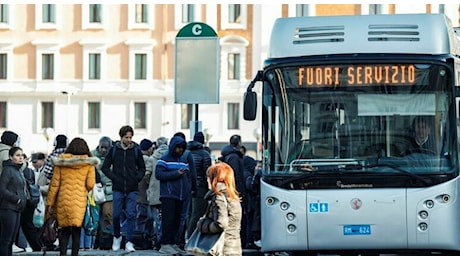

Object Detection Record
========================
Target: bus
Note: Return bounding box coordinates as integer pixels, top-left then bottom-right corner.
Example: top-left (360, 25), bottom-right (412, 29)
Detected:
top-left (243, 13), bottom-right (460, 255)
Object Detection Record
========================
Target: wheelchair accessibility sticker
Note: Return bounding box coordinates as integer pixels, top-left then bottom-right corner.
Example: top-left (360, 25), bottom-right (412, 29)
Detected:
top-left (309, 203), bottom-right (329, 213)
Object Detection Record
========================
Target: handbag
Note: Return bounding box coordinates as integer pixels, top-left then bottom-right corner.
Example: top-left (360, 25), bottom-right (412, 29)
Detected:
top-left (185, 226), bottom-right (225, 256)
top-left (83, 193), bottom-right (100, 236)
top-left (91, 183), bottom-right (106, 205)
top-left (33, 193), bottom-right (45, 228)
top-left (185, 193), bottom-right (227, 256)
top-left (40, 212), bottom-right (59, 244)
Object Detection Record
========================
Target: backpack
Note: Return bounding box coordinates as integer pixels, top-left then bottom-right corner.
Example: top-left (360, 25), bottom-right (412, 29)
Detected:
top-left (23, 168), bottom-right (40, 207)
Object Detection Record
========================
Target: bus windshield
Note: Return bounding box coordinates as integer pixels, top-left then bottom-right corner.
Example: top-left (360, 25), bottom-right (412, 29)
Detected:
top-left (263, 62), bottom-right (456, 185)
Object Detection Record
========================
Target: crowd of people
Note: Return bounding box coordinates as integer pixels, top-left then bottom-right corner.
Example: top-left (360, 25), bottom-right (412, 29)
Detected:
top-left (0, 126), bottom-right (263, 256)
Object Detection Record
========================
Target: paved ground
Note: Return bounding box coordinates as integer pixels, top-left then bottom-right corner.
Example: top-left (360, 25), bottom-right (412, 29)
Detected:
top-left (13, 248), bottom-right (262, 256)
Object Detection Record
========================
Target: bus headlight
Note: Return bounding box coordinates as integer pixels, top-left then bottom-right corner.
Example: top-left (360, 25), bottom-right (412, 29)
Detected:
top-left (266, 196), bottom-right (276, 205)
top-left (424, 200), bottom-right (434, 208)
top-left (280, 202), bottom-right (290, 211)
top-left (418, 222), bottom-right (428, 231)
top-left (286, 212), bottom-right (295, 221)
top-left (287, 224), bottom-right (296, 233)
top-left (441, 194), bottom-right (450, 203)
top-left (419, 210), bottom-right (428, 219)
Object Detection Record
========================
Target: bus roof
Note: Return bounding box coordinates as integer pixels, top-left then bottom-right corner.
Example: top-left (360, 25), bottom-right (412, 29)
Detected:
top-left (269, 14), bottom-right (460, 58)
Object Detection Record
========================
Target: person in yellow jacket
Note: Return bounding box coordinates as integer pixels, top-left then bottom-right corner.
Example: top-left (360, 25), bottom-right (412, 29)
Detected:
top-left (46, 137), bottom-right (100, 256)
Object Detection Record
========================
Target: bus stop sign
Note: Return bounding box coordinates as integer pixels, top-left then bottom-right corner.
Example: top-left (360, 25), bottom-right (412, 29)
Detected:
top-left (175, 22), bottom-right (220, 104)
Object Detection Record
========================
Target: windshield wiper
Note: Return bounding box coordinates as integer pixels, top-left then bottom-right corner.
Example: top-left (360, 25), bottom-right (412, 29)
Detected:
top-left (363, 163), bottom-right (431, 186)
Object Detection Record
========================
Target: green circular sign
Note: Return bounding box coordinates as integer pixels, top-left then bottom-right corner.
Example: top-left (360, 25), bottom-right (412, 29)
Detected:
top-left (176, 22), bottom-right (218, 37)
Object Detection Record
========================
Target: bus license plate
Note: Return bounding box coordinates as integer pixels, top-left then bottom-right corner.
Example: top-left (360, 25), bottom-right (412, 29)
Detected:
top-left (343, 225), bottom-right (371, 235)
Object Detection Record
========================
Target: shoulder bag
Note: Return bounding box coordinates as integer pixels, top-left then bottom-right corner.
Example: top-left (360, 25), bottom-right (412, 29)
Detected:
top-left (185, 194), bottom-right (227, 256)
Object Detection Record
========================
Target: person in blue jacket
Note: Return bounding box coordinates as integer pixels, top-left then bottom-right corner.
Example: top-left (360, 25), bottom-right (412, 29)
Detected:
top-left (155, 135), bottom-right (193, 256)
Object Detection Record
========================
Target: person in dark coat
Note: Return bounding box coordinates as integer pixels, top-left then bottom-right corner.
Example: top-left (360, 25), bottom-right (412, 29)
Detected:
top-left (0, 147), bottom-right (27, 256)
top-left (219, 134), bottom-right (249, 248)
top-left (101, 125), bottom-right (145, 253)
top-left (185, 131), bottom-right (212, 240)
top-left (18, 158), bottom-right (42, 251)
top-left (155, 136), bottom-right (192, 256)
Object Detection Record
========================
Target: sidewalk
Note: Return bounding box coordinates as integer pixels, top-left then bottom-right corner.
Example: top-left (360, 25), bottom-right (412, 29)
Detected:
top-left (13, 248), bottom-right (262, 256)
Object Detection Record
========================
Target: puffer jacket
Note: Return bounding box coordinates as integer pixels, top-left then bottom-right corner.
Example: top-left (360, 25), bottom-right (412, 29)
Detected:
top-left (220, 144), bottom-right (246, 194)
top-left (187, 140), bottom-right (212, 189)
top-left (197, 183), bottom-right (242, 256)
top-left (46, 154), bottom-right (99, 227)
top-left (0, 159), bottom-right (27, 212)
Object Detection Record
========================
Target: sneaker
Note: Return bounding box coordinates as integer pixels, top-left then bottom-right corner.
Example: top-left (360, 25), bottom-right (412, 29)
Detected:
top-left (125, 241), bottom-right (135, 252)
top-left (159, 244), bottom-right (179, 255)
top-left (25, 247), bottom-right (33, 253)
top-left (112, 236), bottom-right (122, 251)
top-left (254, 240), bottom-right (261, 248)
top-left (12, 245), bottom-right (25, 253)
top-left (172, 244), bottom-right (187, 255)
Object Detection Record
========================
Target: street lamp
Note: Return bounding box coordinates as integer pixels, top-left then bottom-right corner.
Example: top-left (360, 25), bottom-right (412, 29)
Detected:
top-left (43, 127), bottom-right (54, 153)
top-left (203, 128), bottom-right (213, 147)
top-left (253, 128), bottom-right (262, 160)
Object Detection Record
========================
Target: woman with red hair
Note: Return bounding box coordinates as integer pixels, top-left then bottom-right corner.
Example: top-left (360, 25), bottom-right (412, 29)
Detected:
top-left (196, 162), bottom-right (242, 256)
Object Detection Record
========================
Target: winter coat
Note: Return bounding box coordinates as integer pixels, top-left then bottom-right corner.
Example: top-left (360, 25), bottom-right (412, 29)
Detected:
top-left (0, 159), bottom-right (27, 212)
top-left (43, 148), bottom-right (66, 180)
top-left (220, 144), bottom-right (246, 195)
top-left (0, 143), bottom-right (12, 176)
top-left (187, 140), bottom-right (212, 190)
top-left (137, 153), bottom-right (155, 204)
top-left (197, 183), bottom-right (242, 256)
top-left (46, 154), bottom-right (99, 227)
top-left (155, 136), bottom-right (192, 201)
top-left (147, 144), bottom-right (168, 206)
top-left (101, 141), bottom-right (145, 193)
top-left (92, 148), bottom-right (113, 201)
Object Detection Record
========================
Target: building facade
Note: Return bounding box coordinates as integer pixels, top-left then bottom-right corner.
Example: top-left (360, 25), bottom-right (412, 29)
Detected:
top-left (0, 4), bottom-right (458, 156)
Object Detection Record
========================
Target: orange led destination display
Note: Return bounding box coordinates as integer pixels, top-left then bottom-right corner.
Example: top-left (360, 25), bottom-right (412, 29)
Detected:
top-left (298, 65), bottom-right (416, 87)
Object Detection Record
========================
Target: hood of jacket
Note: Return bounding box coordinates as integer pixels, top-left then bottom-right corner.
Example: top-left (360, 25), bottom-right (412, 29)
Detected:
top-left (168, 136), bottom-right (186, 157)
top-left (187, 140), bottom-right (203, 151)
top-left (2, 159), bottom-right (22, 170)
top-left (153, 144), bottom-right (168, 160)
top-left (220, 144), bottom-right (242, 158)
top-left (52, 153), bottom-right (100, 168)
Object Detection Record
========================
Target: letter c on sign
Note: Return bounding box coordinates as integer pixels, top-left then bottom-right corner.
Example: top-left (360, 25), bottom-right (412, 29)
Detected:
top-left (192, 24), bottom-right (202, 36)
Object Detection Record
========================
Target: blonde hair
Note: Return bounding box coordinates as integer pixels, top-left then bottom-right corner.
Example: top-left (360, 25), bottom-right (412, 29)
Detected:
top-left (206, 162), bottom-right (239, 201)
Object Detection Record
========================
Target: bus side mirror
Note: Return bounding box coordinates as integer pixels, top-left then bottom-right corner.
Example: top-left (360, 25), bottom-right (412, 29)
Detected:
top-left (244, 90), bottom-right (257, 121)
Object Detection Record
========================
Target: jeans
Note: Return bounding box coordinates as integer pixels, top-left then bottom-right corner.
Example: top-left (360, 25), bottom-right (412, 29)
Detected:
top-left (79, 229), bottom-right (93, 249)
top-left (0, 209), bottom-right (21, 256)
top-left (112, 191), bottom-right (138, 242)
top-left (148, 205), bottom-right (162, 243)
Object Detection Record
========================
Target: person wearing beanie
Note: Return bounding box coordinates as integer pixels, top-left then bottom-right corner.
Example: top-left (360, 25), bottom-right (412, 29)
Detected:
top-left (1, 130), bottom-right (19, 147)
top-left (140, 139), bottom-right (154, 152)
top-left (193, 131), bottom-right (205, 145)
top-left (54, 134), bottom-right (68, 149)
top-left (0, 130), bottom-right (19, 176)
top-left (136, 138), bottom-right (156, 246)
top-left (43, 134), bottom-right (68, 180)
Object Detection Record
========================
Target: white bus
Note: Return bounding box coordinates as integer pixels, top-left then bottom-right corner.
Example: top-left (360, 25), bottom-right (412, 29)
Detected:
top-left (244, 13), bottom-right (460, 255)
